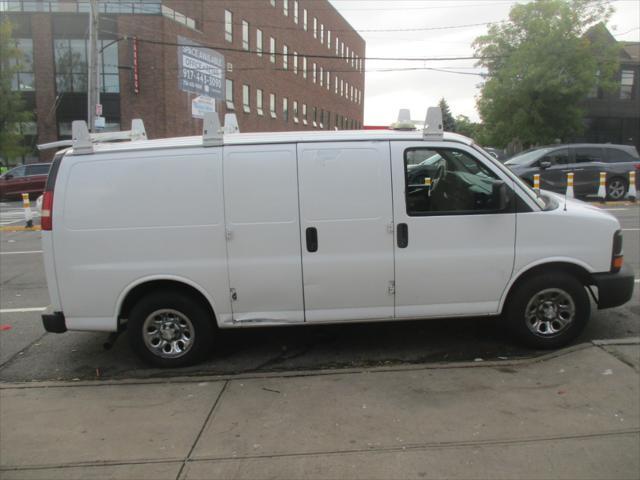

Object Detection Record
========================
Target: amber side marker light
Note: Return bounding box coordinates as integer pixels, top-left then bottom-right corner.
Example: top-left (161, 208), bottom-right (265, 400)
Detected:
top-left (611, 230), bottom-right (623, 273)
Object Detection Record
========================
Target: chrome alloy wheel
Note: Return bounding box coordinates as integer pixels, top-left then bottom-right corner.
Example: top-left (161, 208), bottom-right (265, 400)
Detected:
top-left (524, 288), bottom-right (576, 337)
top-left (607, 179), bottom-right (626, 200)
top-left (142, 309), bottom-right (194, 359)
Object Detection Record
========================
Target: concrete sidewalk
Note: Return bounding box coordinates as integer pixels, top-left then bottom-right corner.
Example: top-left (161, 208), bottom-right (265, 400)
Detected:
top-left (1, 341), bottom-right (638, 480)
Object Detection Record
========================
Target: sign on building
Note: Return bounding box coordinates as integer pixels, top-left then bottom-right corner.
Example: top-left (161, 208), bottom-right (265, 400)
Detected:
top-left (177, 36), bottom-right (224, 99)
top-left (191, 95), bottom-right (216, 119)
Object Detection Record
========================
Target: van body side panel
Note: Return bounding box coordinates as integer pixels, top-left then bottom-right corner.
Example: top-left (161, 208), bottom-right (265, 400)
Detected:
top-left (53, 149), bottom-right (230, 330)
top-left (41, 232), bottom-right (62, 311)
top-left (390, 141), bottom-right (517, 317)
top-left (223, 145), bottom-right (304, 323)
top-left (297, 141), bottom-right (395, 322)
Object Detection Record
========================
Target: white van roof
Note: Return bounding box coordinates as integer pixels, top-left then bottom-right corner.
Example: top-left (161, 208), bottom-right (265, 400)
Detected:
top-left (82, 129), bottom-right (474, 156)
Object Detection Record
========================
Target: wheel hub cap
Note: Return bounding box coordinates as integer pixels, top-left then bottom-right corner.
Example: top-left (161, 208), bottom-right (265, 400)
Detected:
top-left (525, 288), bottom-right (576, 337)
top-left (143, 309), bottom-right (194, 359)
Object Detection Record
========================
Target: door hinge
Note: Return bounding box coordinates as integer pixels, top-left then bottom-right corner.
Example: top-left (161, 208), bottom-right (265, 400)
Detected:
top-left (387, 222), bottom-right (394, 234)
top-left (230, 288), bottom-right (238, 301)
top-left (387, 281), bottom-right (395, 295)
top-left (225, 228), bottom-right (233, 241)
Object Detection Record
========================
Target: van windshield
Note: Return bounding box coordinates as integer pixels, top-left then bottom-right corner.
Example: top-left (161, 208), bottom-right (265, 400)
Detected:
top-left (472, 144), bottom-right (546, 209)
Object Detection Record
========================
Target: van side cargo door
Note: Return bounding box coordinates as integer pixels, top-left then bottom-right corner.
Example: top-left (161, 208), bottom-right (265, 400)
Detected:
top-left (297, 141), bottom-right (395, 322)
top-left (223, 144), bottom-right (304, 323)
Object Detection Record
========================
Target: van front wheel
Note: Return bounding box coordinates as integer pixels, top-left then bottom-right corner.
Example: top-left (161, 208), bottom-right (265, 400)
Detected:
top-left (505, 273), bottom-right (590, 350)
top-left (128, 291), bottom-right (214, 367)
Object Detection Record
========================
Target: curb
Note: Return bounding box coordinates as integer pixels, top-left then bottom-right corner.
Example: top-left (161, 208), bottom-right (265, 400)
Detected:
top-left (3, 340), bottom-right (638, 390)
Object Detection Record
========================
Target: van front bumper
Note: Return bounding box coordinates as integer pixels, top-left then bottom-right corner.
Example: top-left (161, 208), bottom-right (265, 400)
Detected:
top-left (592, 264), bottom-right (635, 309)
top-left (42, 310), bottom-right (67, 333)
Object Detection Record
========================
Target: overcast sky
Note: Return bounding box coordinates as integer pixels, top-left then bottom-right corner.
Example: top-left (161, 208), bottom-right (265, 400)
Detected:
top-left (329, 0), bottom-right (640, 126)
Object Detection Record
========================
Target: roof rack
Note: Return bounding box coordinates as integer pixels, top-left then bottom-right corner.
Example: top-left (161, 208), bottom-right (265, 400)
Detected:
top-left (37, 119), bottom-right (148, 154)
top-left (423, 107), bottom-right (443, 140)
top-left (202, 112), bottom-right (240, 147)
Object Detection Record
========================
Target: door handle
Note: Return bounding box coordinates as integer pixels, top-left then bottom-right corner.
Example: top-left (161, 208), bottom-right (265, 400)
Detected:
top-left (397, 223), bottom-right (408, 248)
top-left (306, 227), bottom-right (318, 252)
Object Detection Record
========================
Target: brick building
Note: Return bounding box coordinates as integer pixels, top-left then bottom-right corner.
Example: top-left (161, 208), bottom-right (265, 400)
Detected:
top-left (4, 0), bottom-right (365, 162)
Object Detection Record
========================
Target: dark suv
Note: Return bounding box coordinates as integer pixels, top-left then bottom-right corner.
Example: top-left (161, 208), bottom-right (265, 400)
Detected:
top-left (0, 163), bottom-right (52, 200)
top-left (504, 144), bottom-right (640, 200)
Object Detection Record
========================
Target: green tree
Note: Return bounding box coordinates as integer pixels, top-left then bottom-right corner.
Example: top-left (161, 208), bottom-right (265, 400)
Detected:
top-left (473, 0), bottom-right (619, 148)
top-left (438, 98), bottom-right (456, 132)
top-left (0, 19), bottom-right (32, 167)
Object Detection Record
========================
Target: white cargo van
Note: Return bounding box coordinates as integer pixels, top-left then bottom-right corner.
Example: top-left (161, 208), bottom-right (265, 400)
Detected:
top-left (40, 110), bottom-right (634, 367)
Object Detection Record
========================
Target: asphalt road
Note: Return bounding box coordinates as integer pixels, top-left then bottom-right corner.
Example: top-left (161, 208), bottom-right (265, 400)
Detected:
top-left (0, 201), bottom-right (638, 383)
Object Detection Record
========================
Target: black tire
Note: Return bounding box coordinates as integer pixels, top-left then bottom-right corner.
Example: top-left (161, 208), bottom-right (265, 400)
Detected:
top-left (607, 177), bottom-right (627, 201)
top-left (128, 290), bottom-right (215, 367)
top-left (505, 272), bottom-right (590, 350)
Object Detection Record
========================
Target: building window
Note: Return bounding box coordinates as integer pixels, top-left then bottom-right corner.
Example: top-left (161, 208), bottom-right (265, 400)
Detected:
top-left (256, 29), bottom-right (263, 56)
top-left (54, 39), bottom-right (87, 92)
top-left (335, 36), bottom-right (339, 56)
top-left (242, 84), bottom-right (250, 113)
top-left (293, 1), bottom-right (298, 24)
top-left (293, 100), bottom-right (299, 123)
top-left (283, 97), bottom-right (289, 122)
top-left (312, 63), bottom-right (317, 83)
top-left (319, 66), bottom-right (323, 87)
top-left (10, 39), bottom-right (34, 91)
top-left (256, 88), bottom-right (264, 116)
top-left (313, 17), bottom-right (317, 39)
top-left (319, 108), bottom-right (324, 129)
top-left (303, 8), bottom-right (308, 31)
top-left (326, 71), bottom-right (330, 90)
top-left (270, 0), bottom-right (275, 6)
top-left (225, 10), bottom-right (233, 43)
top-left (313, 106), bottom-right (317, 127)
top-left (242, 20), bottom-right (249, 50)
top-left (302, 103), bottom-right (308, 125)
top-left (270, 37), bottom-right (276, 63)
top-left (340, 79), bottom-right (344, 97)
top-left (341, 42), bottom-right (344, 58)
top-left (334, 76), bottom-right (338, 94)
top-left (283, 45), bottom-right (288, 70)
top-left (100, 40), bottom-right (119, 93)
top-left (320, 24), bottom-right (324, 44)
top-left (226, 79), bottom-right (234, 110)
top-left (327, 30), bottom-right (331, 49)
top-left (303, 57), bottom-right (307, 79)
top-left (283, 0), bottom-right (288, 17)
top-left (270, 93), bottom-right (276, 118)
top-left (346, 46), bottom-right (349, 62)
top-left (293, 52), bottom-right (298, 74)
top-left (620, 70), bottom-right (635, 100)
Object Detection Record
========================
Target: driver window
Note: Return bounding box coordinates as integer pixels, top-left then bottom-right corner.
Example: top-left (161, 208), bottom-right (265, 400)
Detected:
top-left (8, 166), bottom-right (26, 178)
top-left (404, 148), bottom-right (504, 216)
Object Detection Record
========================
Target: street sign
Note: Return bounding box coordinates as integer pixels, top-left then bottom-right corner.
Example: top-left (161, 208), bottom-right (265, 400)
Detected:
top-left (96, 104), bottom-right (102, 116)
top-left (192, 95), bottom-right (216, 119)
top-left (177, 36), bottom-right (224, 99)
top-left (95, 116), bottom-right (106, 128)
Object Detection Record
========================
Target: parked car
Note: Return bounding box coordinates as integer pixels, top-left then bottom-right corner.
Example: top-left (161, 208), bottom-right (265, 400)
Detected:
top-left (0, 163), bottom-right (52, 200)
top-left (40, 114), bottom-right (634, 368)
top-left (483, 147), bottom-right (508, 162)
top-left (504, 144), bottom-right (640, 200)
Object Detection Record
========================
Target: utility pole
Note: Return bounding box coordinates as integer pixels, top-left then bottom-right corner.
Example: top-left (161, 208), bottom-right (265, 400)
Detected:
top-left (87, 0), bottom-right (100, 132)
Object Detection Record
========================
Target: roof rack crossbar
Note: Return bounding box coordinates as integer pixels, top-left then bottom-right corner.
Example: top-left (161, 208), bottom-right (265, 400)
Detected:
top-left (203, 112), bottom-right (223, 147)
top-left (37, 119), bottom-right (148, 154)
top-left (423, 107), bottom-right (444, 140)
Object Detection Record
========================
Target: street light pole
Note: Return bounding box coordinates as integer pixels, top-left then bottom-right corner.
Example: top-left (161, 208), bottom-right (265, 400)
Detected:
top-left (87, 0), bottom-right (100, 132)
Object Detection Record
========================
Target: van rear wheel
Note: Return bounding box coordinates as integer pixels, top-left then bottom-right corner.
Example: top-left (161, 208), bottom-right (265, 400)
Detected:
top-left (128, 290), bottom-right (214, 367)
top-left (505, 273), bottom-right (590, 349)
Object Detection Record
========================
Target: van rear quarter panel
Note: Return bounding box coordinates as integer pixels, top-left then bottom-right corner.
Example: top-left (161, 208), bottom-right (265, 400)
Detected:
top-left (53, 148), bottom-right (230, 330)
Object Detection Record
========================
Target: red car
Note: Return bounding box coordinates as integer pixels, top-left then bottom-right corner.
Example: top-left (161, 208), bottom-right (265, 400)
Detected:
top-left (0, 163), bottom-right (51, 200)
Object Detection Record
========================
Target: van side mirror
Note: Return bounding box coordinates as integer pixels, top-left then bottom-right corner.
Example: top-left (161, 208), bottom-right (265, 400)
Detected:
top-left (4, 174), bottom-right (13, 180)
top-left (539, 160), bottom-right (551, 170)
top-left (491, 180), bottom-right (511, 211)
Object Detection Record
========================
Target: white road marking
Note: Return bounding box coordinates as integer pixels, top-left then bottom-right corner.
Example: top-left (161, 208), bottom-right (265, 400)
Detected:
top-left (621, 228), bottom-right (639, 231)
top-left (602, 208), bottom-right (629, 211)
top-left (0, 307), bottom-right (46, 313)
top-left (0, 250), bottom-right (43, 255)
top-left (0, 209), bottom-right (40, 226)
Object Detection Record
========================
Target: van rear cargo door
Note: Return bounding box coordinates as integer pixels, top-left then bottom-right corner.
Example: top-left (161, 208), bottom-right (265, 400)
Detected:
top-left (223, 145), bottom-right (304, 323)
top-left (297, 141), bottom-right (395, 322)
